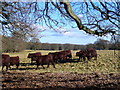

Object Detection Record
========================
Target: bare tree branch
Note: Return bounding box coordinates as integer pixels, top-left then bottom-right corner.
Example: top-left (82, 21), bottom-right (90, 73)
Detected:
top-left (1, 1), bottom-right (119, 37)
top-left (59, 0), bottom-right (116, 36)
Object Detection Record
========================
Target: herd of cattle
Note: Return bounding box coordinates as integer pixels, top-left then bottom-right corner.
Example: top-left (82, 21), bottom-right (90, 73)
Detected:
top-left (1, 48), bottom-right (97, 71)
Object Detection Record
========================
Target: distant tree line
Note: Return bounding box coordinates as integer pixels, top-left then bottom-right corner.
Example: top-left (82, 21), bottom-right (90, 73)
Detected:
top-left (26, 42), bottom-right (86, 51)
top-left (1, 35), bottom-right (120, 53)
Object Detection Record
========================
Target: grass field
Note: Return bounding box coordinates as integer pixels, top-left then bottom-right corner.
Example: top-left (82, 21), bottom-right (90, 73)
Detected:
top-left (2, 50), bottom-right (120, 73)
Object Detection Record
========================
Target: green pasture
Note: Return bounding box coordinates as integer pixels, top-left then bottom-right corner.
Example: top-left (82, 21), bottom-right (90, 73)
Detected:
top-left (2, 50), bottom-right (120, 73)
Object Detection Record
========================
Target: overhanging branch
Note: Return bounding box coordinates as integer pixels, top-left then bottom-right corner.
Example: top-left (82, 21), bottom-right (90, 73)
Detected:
top-left (59, 0), bottom-right (116, 36)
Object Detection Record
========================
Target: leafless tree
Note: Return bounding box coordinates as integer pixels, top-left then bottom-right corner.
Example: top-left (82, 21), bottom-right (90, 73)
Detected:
top-left (1, 0), bottom-right (120, 37)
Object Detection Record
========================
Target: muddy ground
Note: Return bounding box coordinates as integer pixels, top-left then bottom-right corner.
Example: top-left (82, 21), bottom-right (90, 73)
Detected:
top-left (1, 71), bottom-right (120, 90)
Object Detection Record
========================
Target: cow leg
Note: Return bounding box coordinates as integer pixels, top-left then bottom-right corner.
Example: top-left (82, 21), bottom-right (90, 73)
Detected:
top-left (87, 56), bottom-right (92, 62)
top-left (31, 60), bottom-right (33, 64)
top-left (36, 64), bottom-right (39, 69)
top-left (51, 62), bottom-right (56, 68)
top-left (47, 63), bottom-right (50, 68)
top-left (78, 56), bottom-right (80, 61)
top-left (9, 65), bottom-right (11, 70)
top-left (41, 64), bottom-right (45, 69)
top-left (81, 57), bottom-right (83, 62)
top-left (55, 59), bottom-right (57, 63)
top-left (6, 66), bottom-right (9, 71)
top-left (87, 57), bottom-right (89, 61)
top-left (2, 66), bottom-right (4, 71)
top-left (94, 56), bottom-right (97, 60)
top-left (83, 57), bottom-right (86, 61)
top-left (16, 63), bottom-right (19, 69)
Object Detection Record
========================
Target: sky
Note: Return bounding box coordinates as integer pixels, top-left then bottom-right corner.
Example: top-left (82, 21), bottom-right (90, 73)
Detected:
top-left (38, 26), bottom-right (112, 45)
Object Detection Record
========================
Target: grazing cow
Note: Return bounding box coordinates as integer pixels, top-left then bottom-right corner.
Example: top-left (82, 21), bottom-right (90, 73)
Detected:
top-left (76, 50), bottom-right (86, 61)
top-left (2, 54), bottom-right (10, 71)
top-left (10, 56), bottom-right (20, 69)
top-left (76, 48), bottom-right (97, 61)
top-left (86, 48), bottom-right (97, 60)
top-left (27, 52), bottom-right (41, 63)
top-left (36, 54), bottom-right (55, 69)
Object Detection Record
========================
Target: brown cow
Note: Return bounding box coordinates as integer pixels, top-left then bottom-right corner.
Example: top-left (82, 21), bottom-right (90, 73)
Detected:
top-left (49, 50), bottom-right (72, 63)
top-left (62, 50), bottom-right (72, 59)
top-left (10, 56), bottom-right (20, 69)
top-left (86, 48), bottom-right (97, 60)
top-left (49, 51), bottom-right (67, 63)
top-left (27, 52), bottom-right (41, 63)
top-left (2, 54), bottom-right (10, 71)
top-left (76, 48), bottom-right (97, 61)
top-left (56, 52), bottom-right (67, 62)
top-left (48, 52), bottom-right (59, 63)
top-left (36, 54), bottom-right (55, 69)
top-left (76, 50), bottom-right (86, 61)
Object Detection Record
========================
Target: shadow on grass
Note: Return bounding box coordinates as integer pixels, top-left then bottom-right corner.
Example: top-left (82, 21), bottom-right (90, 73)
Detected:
top-left (20, 59), bottom-right (81, 67)
top-left (21, 59), bottom-right (83, 66)
top-left (9, 63), bottom-right (36, 70)
top-left (10, 63), bottom-right (51, 71)
top-left (10, 66), bottom-right (53, 71)
top-left (9, 59), bottom-right (85, 71)
top-left (58, 59), bottom-right (81, 63)
top-left (20, 62), bottom-right (37, 66)
top-left (9, 67), bottom-right (36, 70)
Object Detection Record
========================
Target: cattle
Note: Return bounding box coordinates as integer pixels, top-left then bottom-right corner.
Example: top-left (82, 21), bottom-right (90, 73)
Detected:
top-left (1, 54), bottom-right (10, 71)
top-left (36, 54), bottom-right (55, 69)
top-left (10, 56), bottom-right (20, 69)
top-left (86, 48), bottom-right (97, 60)
top-left (27, 52), bottom-right (41, 63)
top-left (76, 48), bottom-right (97, 61)
top-left (48, 51), bottom-right (68, 63)
top-left (66, 50), bottom-right (72, 59)
top-left (48, 52), bottom-right (59, 63)
top-left (56, 52), bottom-right (67, 61)
top-left (61, 50), bottom-right (72, 59)
top-left (76, 50), bottom-right (86, 61)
